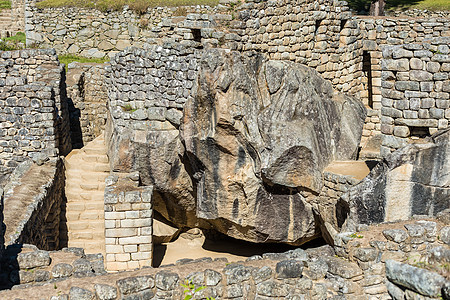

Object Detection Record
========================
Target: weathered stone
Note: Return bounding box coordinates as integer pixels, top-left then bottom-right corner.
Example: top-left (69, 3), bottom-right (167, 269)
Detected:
top-left (117, 275), bottom-right (155, 295)
top-left (224, 264), bottom-right (251, 284)
top-left (180, 49), bottom-right (366, 245)
top-left (52, 263), bottom-right (73, 278)
top-left (69, 287), bottom-right (95, 300)
top-left (383, 229), bottom-right (408, 243)
top-left (353, 247), bottom-right (378, 262)
top-left (343, 128), bottom-right (450, 228)
top-left (155, 272), bottom-right (179, 291)
top-left (275, 260), bottom-right (303, 279)
top-left (256, 280), bottom-right (289, 297)
top-left (94, 283), bottom-right (118, 300)
top-left (440, 226), bottom-right (450, 245)
top-left (17, 251), bottom-right (51, 269)
top-left (324, 256), bottom-right (362, 279)
top-left (385, 260), bottom-right (446, 297)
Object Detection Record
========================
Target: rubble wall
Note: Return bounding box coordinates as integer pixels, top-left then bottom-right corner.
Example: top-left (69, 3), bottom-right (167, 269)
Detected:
top-left (66, 62), bottom-right (108, 147)
top-left (0, 49), bottom-right (71, 181)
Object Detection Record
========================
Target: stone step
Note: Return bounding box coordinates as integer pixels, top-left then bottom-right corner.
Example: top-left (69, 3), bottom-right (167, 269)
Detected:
top-left (64, 134), bottom-right (107, 255)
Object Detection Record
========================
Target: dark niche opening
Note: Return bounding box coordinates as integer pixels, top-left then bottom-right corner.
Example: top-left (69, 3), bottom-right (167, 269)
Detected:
top-left (409, 126), bottom-right (431, 139)
top-left (362, 50), bottom-right (373, 109)
top-left (191, 28), bottom-right (202, 43)
top-left (314, 20), bottom-right (323, 35)
top-left (340, 19), bottom-right (347, 31)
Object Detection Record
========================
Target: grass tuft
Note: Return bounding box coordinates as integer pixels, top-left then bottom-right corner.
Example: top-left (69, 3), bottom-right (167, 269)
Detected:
top-left (0, 32), bottom-right (26, 51)
top-left (36, 0), bottom-right (219, 13)
top-left (58, 54), bottom-right (109, 71)
top-left (0, 0), bottom-right (11, 10)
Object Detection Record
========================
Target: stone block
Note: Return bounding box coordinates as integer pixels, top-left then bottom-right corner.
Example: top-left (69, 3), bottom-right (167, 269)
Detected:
top-left (385, 260), bottom-right (446, 297)
top-left (393, 126), bottom-right (410, 138)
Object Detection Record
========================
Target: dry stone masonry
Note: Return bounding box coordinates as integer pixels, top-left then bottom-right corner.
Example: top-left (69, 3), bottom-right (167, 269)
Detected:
top-left (66, 62), bottom-right (108, 147)
top-left (0, 49), bottom-right (71, 181)
top-left (104, 174), bottom-right (153, 272)
top-left (380, 38), bottom-right (450, 154)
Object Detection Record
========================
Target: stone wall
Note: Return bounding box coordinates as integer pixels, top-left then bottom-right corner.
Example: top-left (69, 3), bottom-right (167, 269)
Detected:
top-left (66, 62), bottom-right (108, 147)
top-left (105, 45), bottom-right (199, 173)
top-left (358, 17), bottom-right (450, 149)
top-left (0, 0), bottom-right (24, 37)
top-left (104, 174), bottom-right (153, 272)
top-left (0, 49), bottom-right (71, 180)
top-left (0, 244), bottom-right (105, 289)
top-left (335, 218), bottom-right (450, 298)
top-left (1, 158), bottom-right (65, 250)
top-left (24, 3), bottom-right (228, 58)
top-left (380, 38), bottom-right (449, 153)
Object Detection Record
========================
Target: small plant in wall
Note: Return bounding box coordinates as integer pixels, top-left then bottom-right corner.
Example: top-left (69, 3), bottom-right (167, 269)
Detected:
top-left (121, 104), bottom-right (136, 112)
top-left (181, 280), bottom-right (215, 300)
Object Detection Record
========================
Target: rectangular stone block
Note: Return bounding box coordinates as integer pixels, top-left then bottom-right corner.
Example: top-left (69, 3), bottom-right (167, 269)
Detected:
top-left (105, 211), bottom-right (125, 220)
top-left (118, 236), bottom-right (152, 245)
top-left (105, 228), bottom-right (137, 238)
top-left (124, 245), bottom-right (138, 253)
top-left (106, 245), bottom-right (123, 254)
top-left (131, 251), bottom-right (151, 260)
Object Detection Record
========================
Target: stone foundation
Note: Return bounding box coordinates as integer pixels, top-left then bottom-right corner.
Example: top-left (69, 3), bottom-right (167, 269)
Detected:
top-left (104, 174), bottom-right (153, 272)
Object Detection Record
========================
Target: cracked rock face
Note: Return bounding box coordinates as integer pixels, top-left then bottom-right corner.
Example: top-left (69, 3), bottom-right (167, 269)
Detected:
top-left (180, 50), bottom-right (366, 245)
top-left (343, 127), bottom-right (450, 231)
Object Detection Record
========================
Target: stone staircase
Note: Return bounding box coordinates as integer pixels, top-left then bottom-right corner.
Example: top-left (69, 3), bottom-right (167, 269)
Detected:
top-left (0, 9), bottom-right (13, 37)
top-left (63, 134), bottom-right (109, 255)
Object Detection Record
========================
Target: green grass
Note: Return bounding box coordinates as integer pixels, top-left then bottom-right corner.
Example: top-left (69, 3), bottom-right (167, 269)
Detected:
top-left (348, 0), bottom-right (450, 13)
top-left (0, 0), bottom-right (11, 10)
top-left (0, 32), bottom-right (26, 51)
top-left (4, 32), bottom-right (26, 43)
top-left (387, 0), bottom-right (450, 11)
top-left (58, 54), bottom-right (109, 71)
top-left (36, 0), bottom-right (219, 13)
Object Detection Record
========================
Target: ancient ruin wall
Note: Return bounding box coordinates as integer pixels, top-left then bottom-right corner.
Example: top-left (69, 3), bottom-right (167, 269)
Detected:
top-left (358, 17), bottom-right (450, 148)
top-left (1, 158), bottom-right (65, 250)
top-left (380, 38), bottom-right (449, 154)
top-left (0, 49), bottom-right (71, 180)
top-left (66, 62), bottom-right (108, 147)
top-left (104, 175), bottom-right (153, 272)
top-left (24, 3), bottom-right (226, 57)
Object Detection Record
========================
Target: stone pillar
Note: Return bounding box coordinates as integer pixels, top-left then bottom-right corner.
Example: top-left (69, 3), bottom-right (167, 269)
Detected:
top-left (104, 174), bottom-right (153, 272)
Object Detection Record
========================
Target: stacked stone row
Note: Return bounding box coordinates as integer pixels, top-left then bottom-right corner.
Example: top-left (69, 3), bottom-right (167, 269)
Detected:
top-left (359, 17), bottom-right (450, 143)
top-left (0, 245), bottom-right (105, 288)
top-left (67, 63), bottom-right (109, 146)
top-left (104, 174), bottom-right (153, 272)
top-left (335, 219), bottom-right (450, 299)
top-left (240, 0), bottom-right (362, 96)
top-left (25, 2), bottom-right (227, 58)
top-left (0, 49), bottom-right (69, 174)
top-left (0, 84), bottom-right (56, 173)
top-left (106, 45), bottom-right (200, 130)
top-left (380, 38), bottom-right (449, 154)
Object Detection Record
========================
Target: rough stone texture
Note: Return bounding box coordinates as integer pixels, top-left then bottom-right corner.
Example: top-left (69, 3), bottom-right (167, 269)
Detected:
top-left (2, 158), bottom-right (65, 250)
top-left (385, 260), bottom-right (446, 297)
top-left (0, 49), bottom-right (71, 181)
top-left (181, 49), bottom-right (366, 244)
top-left (343, 128), bottom-right (450, 228)
top-left (105, 45), bottom-right (200, 231)
top-left (104, 174), bottom-right (153, 272)
top-left (0, 245), bottom-right (105, 289)
top-left (66, 62), bottom-right (109, 147)
top-left (380, 40), bottom-right (450, 154)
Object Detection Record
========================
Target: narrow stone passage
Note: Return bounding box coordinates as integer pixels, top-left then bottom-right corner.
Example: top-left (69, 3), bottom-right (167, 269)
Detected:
top-left (63, 134), bottom-right (109, 255)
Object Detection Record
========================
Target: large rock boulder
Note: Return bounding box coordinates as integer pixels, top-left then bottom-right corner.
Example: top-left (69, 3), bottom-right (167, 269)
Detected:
top-left (343, 128), bottom-right (450, 231)
top-left (180, 50), bottom-right (366, 245)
